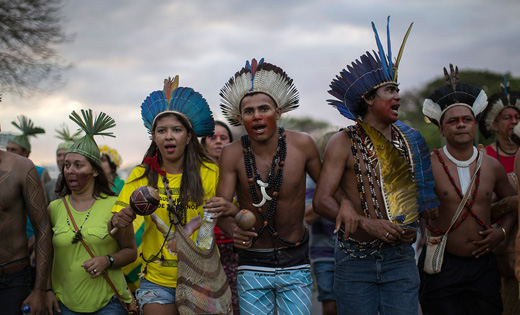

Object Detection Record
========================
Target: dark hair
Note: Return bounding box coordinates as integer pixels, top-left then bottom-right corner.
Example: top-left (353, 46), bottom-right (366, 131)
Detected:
top-left (134, 112), bottom-right (215, 207)
top-left (354, 89), bottom-right (377, 118)
top-left (201, 120), bottom-right (233, 146)
top-left (56, 156), bottom-right (116, 198)
top-left (103, 154), bottom-right (119, 179)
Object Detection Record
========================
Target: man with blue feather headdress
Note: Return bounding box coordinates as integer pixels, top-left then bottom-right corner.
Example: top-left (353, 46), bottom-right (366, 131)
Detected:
top-left (313, 17), bottom-right (439, 314)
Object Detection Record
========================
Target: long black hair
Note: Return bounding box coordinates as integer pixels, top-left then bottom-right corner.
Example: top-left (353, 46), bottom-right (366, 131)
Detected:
top-left (134, 112), bottom-right (215, 208)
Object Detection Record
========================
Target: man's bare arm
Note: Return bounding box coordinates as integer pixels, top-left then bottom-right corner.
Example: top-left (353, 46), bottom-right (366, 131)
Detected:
top-left (25, 165), bottom-right (51, 291)
top-left (216, 144), bottom-right (240, 237)
top-left (313, 132), bottom-right (359, 237)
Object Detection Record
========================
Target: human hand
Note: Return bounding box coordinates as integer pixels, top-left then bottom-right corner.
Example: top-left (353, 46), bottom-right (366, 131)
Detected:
top-left (110, 207), bottom-right (136, 235)
top-left (233, 226), bottom-right (257, 250)
top-left (472, 227), bottom-right (506, 258)
top-left (22, 289), bottom-right (45, 314)
top-left (360, 218), bottom-right (404, 243)
top-left (400, 228), bottom-right (417, 244)
top-left (204, 197), bottom-right (238, 218)
top-left (45, 290), bottom-right (61, 314)
top-left (81, 256), bottom-right (110, 279)
top-left (334, 200), bottom-right (359, 239)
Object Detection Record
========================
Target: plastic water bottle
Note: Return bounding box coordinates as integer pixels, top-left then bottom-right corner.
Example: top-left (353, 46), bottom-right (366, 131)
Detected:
top-left (22, 305), bottom-right (30, 314)
top-left (196, 211), bottom-right (216, 249)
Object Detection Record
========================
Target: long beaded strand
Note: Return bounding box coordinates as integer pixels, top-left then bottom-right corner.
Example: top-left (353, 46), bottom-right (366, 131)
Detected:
top-left (427, 148), bottom-right (487, 235)
top-left (242, 127), bottom-right (308, 247)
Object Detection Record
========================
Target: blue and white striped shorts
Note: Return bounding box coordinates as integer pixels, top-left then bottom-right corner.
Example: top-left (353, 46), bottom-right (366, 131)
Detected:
top-left (237, 264), bottom-right (313, 315)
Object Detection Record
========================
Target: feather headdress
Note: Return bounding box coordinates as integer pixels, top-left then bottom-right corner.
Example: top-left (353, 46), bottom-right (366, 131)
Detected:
top-left (56, 123), bottom-right (82, 151)
top-left (99, 144), bottom-right (122, 168)
top-left (220, 58), bottom-right (299, 126)
top-left (479, 76), bottom-right (520, 138)
top-left (328, 17), bottom-right (413, 121)
top-left (422, 64), bottom-right (488, 126)
top-left (67, 109), bottom-right (116, 164)
top-left (141, 75), bottom-right (214, 137)
top-left (9, 115), bottom-right (45, 152)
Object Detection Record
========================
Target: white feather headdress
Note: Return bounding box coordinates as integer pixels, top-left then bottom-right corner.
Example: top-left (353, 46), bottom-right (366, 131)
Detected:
top-left (220, 58), bottom-right (299, 126)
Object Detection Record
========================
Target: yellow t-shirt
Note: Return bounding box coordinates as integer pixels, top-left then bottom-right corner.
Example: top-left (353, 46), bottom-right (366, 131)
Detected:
top-left (112, 162), bottom-right (219, 287)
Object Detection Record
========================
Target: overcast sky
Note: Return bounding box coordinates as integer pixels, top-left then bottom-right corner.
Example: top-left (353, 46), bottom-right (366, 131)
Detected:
top-left (2, 0), bottom-right (520, 170)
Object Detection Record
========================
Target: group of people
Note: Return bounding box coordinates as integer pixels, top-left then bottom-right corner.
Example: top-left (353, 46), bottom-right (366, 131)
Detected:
top-left (1, 16), bottom-right (520, 315)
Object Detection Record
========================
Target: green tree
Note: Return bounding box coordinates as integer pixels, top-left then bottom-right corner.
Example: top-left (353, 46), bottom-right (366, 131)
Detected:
top-left (399, 69), bottom-right (520, 150)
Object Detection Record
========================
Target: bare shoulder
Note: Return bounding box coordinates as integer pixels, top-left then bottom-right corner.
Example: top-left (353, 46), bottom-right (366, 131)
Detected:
top-left (284, 129), bottom-right (314, 146)
top-left (0, 151), bottom-right (34, 172)
top-left (482, 152), bottom-right (504, 171)
top-left (325, 129), bottom-right (350, 155)
top-left (219, 139), bottom-right (243, 169)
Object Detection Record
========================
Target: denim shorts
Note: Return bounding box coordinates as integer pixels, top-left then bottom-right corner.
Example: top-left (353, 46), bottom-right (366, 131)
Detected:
top-left (56, 295), bottom-right (126, 315)
top-left (135, 277), bottom-right (176, 309)
top-left (312, 261), bottom-right (335, 301)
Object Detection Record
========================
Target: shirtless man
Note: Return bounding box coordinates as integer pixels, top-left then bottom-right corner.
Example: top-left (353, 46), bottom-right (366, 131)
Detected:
top-left (313, 19), bottom-right (439, 315)
top-left (213, 58), bottom-right (321, 315)
top-left (0, 123), bottom-right (51, 315)
top-left (419, 65), bottom-right (516, 315)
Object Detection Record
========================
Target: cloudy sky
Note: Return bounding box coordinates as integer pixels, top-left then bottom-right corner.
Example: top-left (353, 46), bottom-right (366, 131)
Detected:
top-left (2, 0), bottom-right (520, 170)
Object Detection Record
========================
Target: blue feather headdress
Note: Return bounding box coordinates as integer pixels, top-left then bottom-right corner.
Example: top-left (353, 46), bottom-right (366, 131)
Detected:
top-left (328, 17), bottom-right (413, 121)
top-left (220, 58), bottom-right (299, 126)
top-left (141, 75), bottom-right (214, 138)
top-left (479, 75), bottom-right (520, 138)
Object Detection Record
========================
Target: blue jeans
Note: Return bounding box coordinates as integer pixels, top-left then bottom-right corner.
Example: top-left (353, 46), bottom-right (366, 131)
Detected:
top-left (312, 261), bottom-right (335, 301)
top-left (56, 295), bottom-right (126, 314)
top-left (334, 240), bottom-right (419, 315)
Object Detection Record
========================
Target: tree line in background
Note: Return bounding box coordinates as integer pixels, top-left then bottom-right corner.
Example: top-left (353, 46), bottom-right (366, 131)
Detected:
top-left (280, 70), bottom-right (520, 153)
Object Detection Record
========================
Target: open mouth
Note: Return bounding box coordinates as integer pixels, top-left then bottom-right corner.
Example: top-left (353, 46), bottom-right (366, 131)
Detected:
top-left (391, 104), bottom-right (400, 114)
top-left (165, 144), bottom-right (176, 154)
top-left (252, 124), bottom-right (266, 133)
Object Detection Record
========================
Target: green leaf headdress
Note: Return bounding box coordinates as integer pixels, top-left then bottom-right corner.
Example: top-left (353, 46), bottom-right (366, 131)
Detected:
top-left (66, 109), bottom-right (116, 164)
top-left (56, 123), bottom-right (82, 151)
top-left (9, 115), bottom-right (45, 152)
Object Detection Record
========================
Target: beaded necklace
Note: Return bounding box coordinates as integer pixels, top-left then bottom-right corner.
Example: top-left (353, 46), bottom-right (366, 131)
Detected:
top-left (241, 127), bottom-right (308, 247)
top-left (339, 124), bottom-right (408, 258)
top-left (140, 174), bottom-right (183, 277)
top-left (427, 149), bottom-right (488, 234)
top-left (66, 199), bottom-right (94, 244)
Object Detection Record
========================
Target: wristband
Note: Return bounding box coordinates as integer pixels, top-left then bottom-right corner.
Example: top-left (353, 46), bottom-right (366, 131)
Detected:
top-left (500, 227), bottom-right (507, 239)
top-left (106, 255), bottom-right (114, 268)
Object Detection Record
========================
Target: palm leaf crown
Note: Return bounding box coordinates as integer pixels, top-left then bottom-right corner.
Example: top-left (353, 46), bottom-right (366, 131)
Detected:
top-left (66, 109), bottom-right (116, 164)
top-left (55, 123), bottom-right (82, 151)
top-left (9, 115), bottom-right (45, 151)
